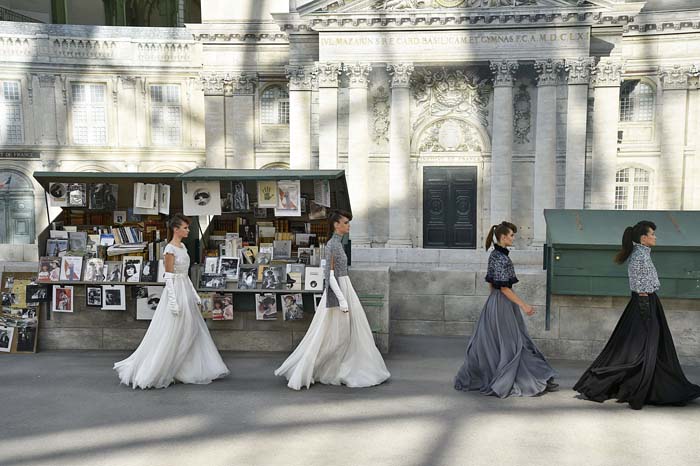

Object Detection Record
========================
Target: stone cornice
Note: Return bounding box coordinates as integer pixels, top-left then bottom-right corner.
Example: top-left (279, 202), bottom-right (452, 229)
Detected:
top-left (190, 32), bottom-right (289, 43)
top-left (535, 58), bottom-right (564, 86)
top-left (200, 72), bottom-right (259, 96)
top-left (387, 63), bottom-right (414, 88)
top-left (343, 62), bottom-right (373, 87)
top-left (490, 60), bottom-right (519, 87)
top-left (564, 56), bottom-right (594, 84)
top-left (623, 11), bottom-right (700, 36)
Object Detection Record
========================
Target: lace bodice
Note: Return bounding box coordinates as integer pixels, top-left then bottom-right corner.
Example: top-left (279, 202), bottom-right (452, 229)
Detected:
top-left (485, 244), bottom-right (519, 289)
top-left (628, 243), bottom-right (660, 293)
top-left (164, 243), bottom-right (190, 274)
top-left (324, 234), bottom-right (348, 308)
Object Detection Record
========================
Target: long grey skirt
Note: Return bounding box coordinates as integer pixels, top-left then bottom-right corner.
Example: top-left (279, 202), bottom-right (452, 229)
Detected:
top-left (454, 289), bottom-right (556, 398)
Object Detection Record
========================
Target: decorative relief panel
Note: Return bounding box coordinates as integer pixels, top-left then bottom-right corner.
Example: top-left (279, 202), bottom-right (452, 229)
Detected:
top-left (534, 58), bottom-right (563, 86)
top-left (372, 0), bottom-right (538, 9)
top-left (411, 67), bottom-right (490, 130)
top-left (137, 43), bottom-right (191, 62)
top-left (564, 57), bottom-right (594, 85)
top-left (418, 118), bottom-right (484, 152)
top-left (52, 38), bottom-right (116, 59)
top-left (372, 85), bottom-right (390, 143)
top-left (286, 65), bottom-right (315, 91)
top-left (592, 58), bottom-right (624, 87)
top-left (513, 84), bottom-right (531, 144)
top-left (0, 37), bottom-right (35, 57)
top-left (659, 64), bottom-right (690, 90)
top-left (490, 60), bottom-right (519, 87)
top-left (343, 63), bottom-right (373, 88)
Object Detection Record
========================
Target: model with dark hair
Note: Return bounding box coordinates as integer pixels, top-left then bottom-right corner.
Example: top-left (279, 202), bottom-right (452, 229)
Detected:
top-left (274, 209), bottom-right (390, 389)
top-left (574, 221), bottom-right (700, 409)
top-left (114, 213), bottom-right (229, 389)
top-left (454, 221), bottom-right (557, 397)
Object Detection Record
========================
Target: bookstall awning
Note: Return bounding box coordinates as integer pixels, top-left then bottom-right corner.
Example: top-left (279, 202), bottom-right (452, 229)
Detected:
top-left (32, 171), bottom-right (181, 192)
top-left (178, 168), bottom-right (346, 181)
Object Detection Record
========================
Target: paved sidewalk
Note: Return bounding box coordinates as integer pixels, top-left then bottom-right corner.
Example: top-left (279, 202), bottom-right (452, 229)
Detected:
top-left (1, 336), bottom-right (699, 466)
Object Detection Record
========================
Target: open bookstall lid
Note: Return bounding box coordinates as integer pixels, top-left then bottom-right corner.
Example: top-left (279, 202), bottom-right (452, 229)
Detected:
top-left (544, 209), bottom-right (700, 249)
top-left (32, 171), bottom-right (180, 192)
top-left (178, 168), bottom-right (346, 181)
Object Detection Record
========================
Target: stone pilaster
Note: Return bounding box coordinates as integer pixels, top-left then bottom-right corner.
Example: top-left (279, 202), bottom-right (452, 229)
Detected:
top-left (225, 72), bottom-right (258, 169)
top-left (201, 72), bottom-right (226, 168)
top-left (590, 58), bottom-right (624, 209)
top-left (563, 57), bottom-right (593, 209)
top-left (286, 65), bottom-right (314, 170)
top-left (343, 62), bottom-right (372, 247)
top-left (316, 62), bottom-right (341, 170)
top-left (386, 63), bottom-right (414, 248)
top-left (489, 60), bottom-right (518, 226)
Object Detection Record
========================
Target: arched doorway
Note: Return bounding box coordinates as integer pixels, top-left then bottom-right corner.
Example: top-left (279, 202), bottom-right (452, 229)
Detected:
top-left (0, 170), bottom-right (35, 244)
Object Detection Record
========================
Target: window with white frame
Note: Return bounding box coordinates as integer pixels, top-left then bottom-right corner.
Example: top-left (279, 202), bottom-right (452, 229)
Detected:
top-left (619, 80), bottom-right (655, 122)
top-left (71, 83), bottom-right (107, 145)
top-left (0, 81), bottom-right (24, 144)
top-left (615, 168), bottom-right (651, 210)
top-left (150, 84), bottom-right (181, 145)
top-left (261, 85), bottom-right (289, 125)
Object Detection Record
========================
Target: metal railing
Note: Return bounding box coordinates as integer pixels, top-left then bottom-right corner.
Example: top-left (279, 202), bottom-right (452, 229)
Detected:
top-left (0, 6), bottom-right (44, 23)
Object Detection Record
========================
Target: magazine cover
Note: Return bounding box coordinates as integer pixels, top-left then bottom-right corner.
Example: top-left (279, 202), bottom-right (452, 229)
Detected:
top-left (46, 239), bottom-right (69, 257)
top-left (286, 263), bottom-right (305, 291)
top-left (260, 265), bottom-right (284, 290)
top-left (182, 181), bottom-right (221, 216)
top-left (59, 256), bottom-right (83, 281)
top-left (84, 258), bottom-right (105, 282)
top-left (68, 231), bottom-right (88, 252)
top-left (211, 292), bottom-right (234, 321)
top-left (122, 256), bottom-right (143, 283)
top-left (38, 257), bottom-right (61, 282)
top-left (255, 293), bottom-right (278, 320)
top-left (199, 292), bottom-right (215, 319)
top-left (281, 293), bottom-right (304, 321)
top-left (304, 266), bottom-right (323, 291)
top-left (237, 265), bottom-right (258, 289)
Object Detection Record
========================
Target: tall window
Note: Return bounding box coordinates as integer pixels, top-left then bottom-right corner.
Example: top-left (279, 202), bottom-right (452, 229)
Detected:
top-left (0, 81), bottom-right (24, 145)
top-left (615, 168), bottom-right (650, 210)
top-left (150, 84), bottom-right (181, 145)
top-left (261, 85), bottom-right (289, 125)
top-left (72, 83), bottom-right (107, 145)
top-left (619, 80), bottom-right (654, 122)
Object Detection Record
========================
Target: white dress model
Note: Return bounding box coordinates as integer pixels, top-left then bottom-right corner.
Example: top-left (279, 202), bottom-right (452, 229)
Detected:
top-left (114, 243), bottom-right (229, 389)
top-left (274, 234), bottom-right (390, 390)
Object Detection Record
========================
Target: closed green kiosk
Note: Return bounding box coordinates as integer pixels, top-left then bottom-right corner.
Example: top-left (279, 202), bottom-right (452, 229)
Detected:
top-left (543, 209), bottom-right (700, 329)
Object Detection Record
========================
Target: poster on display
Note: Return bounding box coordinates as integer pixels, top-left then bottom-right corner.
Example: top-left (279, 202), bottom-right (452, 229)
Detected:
top-left (256, 181), bottom-right (277, 208)
top-left (313, 179), bottom-right (331, 207)
top-left (274, 180), bottom-right (301, 217)
top-left (102, 285), bottom-right (126, 311)
top-left (52, 286), bottom-right (74, 313)
top-left (182, 181), bottom-right (221, 216)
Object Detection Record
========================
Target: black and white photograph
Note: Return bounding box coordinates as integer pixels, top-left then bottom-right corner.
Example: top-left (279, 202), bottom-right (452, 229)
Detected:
top-left (231, 181), bottom-right (250, 211)
top-left (38, 257), bottom-right (61, 282)
top-left (275, 180), bottom-right (301, 217)
top-left (221, 193), bottom-right (234, 213)
top-left (122, 256), bottom-right (143, 283)
top-left (304, 267), bottom-right (323, 292)
top-left (253, 204), bottom-right (268, 218)
top-left (2, 292), bottom-right (15, 307)
top-left (255, 293), bottom-right (277, 321)
top-left (313, 179), bottom-right (331, 208)
top-left (272, 240), bottom-right (292, 260)
top-left (218, 256), bottom-right (240, 281)
top-left (15, 324), bottom-right (38, 353)
top-left (104, 261), bottom-right (123, 282)
top-left (86, 286), bottom-right (103, 307)
top-left (88, 183), bottom-right (118, 210)
top-left (48, 182), bottom-right (68, 207)
top-left (101, 285), bottom-right (126, 311)
top-left (68, 231), bottom-right (88, 252)
top-left (260, 265), bottom-right (285, 290)
top-left (141, 261), bottom-right (158, 283)
top-left (158, 183), bottom-right (170, 215)
top-left (52, 286), bottom-right (74, 313)
top-left (281, 293), bottom-right (304, 321)
top-left (199, 273), bottom-right (226, 289)
top-left (67, 183), bottom-right (87, 207)
top-left (237, 265), bottom-right (258, 290)
top-left (239, 224), bottom-right (256, 245)
top-left (84, 258), bottom-right (105, 282)
top-left (134, 182), bottom-right (157, 209)
top-left (26, 284), bottom-right (51, 303)
top-left (136, 286), bottom-right (164, 320)
top-left (204, 256), bottom-right (219, 274)
top-left (59, 256), bottom-right (83, 281)
top-left (0, 326), bottom-right (14, 353)
top-left (46, 239), bottom-right (69, 257)
top-left (286, 263), bottom-right (305, 291)
top-left (297, 247), bottom-right (313, 265)
top-left (113, 210), bottom-right (126, 225)
top-left (182, 181), bottom-right (221, 216)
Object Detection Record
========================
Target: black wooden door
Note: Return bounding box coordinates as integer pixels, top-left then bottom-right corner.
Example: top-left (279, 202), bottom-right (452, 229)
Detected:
top-left (423, 166), bottom-right (477, 249)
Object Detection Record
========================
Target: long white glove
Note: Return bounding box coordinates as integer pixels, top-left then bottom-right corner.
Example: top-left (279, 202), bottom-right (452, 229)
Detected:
top-left (328, 270), bottom-right (349, 313)
top-left (163, 272), bottom-right (180, 316)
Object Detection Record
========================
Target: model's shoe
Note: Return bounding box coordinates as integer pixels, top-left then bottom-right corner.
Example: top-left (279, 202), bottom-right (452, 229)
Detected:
top-left (545, 378), bottom-right (559, 392)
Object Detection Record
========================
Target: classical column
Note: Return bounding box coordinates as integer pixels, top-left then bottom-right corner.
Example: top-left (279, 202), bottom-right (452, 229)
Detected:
top-left (564, 57), bottom-right (593, 209)
top-left (316, 63), bottom-right (341, 170)
top-left (590, 58), bottom-right (624, 209)
top-left (489, 60), bottom-right (518, 226)
top-left (201, 73), bottom-right (226, 168)
top-left (533, 59), bottom-right (563, 244)
top-left (343, 62), bottom-right (372, 247)
top-left (386, 63), bottom-right (414, 248)
top-left (286, 65), bottom-right (313, 170)
top-left (658, 65), bottom-right (690, 209)
top-left (225, 73), bottom-right (258, 169)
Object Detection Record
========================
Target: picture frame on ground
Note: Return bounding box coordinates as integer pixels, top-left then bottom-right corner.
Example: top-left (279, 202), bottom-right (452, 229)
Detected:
top-left (86, 286), bottom-right (103, 307)
top-left (104, 261), bottom-right (123, 282)
top-left (122, 256), bottom-right (143, 283)
top-left (52, 286), bottom-right (74, 313)
top-left (281, 293), bottom-right (304, 321)
top-left (260, 266), bottom-right (285, 290)
top-left (199, 274), bottom-right (226, 289)
top-left (0, 326), bottom-right (14, 353)
top-left (255, 293), bottom-right (277, 320)
top-left (38, 257), bottom-right (61, 282)
top-left (218, 256), bottom-right (240, 281)
top-left (26, 284), bottom-right (51, 303)
top-left (84, 258), bottom-right (105, 282)
top-left (15, 323), bottom-right (38, 353)
top-left (102, 285), bottom-right (126, 311)
top-left (237, 265), bottom-right (258, 289)
top-left (136, 286), bottom-right (164, 320)
top-left (59, 256), bottom-right (83, 281)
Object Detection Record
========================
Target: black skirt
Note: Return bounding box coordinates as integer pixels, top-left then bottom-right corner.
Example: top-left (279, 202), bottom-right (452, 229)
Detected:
top-left (574, 292), bottom-right (700, 409)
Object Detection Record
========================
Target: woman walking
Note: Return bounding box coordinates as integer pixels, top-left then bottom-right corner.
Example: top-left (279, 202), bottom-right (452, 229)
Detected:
top-left (574, 221), bottom-right (700, 409)
top-left (114, 214), bottom-right (229, 389)
top-left (454, 221), bottom-right (557, 397)
top-left (275, 209), bottom-right (390, 390)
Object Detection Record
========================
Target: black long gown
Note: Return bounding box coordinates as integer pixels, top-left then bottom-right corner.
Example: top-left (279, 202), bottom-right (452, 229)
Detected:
top-left (574, 292), bottom-right (700, 409)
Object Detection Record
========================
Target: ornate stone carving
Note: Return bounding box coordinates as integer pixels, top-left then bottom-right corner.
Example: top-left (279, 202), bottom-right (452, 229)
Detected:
top-left (372, 85), bottom-right (390, 143)
top-left (119, 75), bottom-right (138, 90)
top-left (0, 37), bottom-right (35, 57)
top-left (137, 42), bottom-right (191, 62)
top-left (534, 59), bottom-right (564, 86)
top-left (286, 65), bottom-right (315, 91)
top-left (192, 33), bottom-right (288, 43)
top-left (412, 67), bottom-right (490, 129)
top-left (513, 84), bottom-right (531, 144)
top-left (52, 38), bottom-right (115, 59)
top-left (592, 58), bottom-right (624, 87)
top-left (372, 0), bottom-right (537, 9)
top-left (418, 118), bottom-right (483, 152)
top-left (343, 63), bottom-right (372, 88)
top-left (565, 57), bottom-right (595, 85)
top-left (490, 60), bottom-right (519, 87)
top-left (659, 64), bottom-right (690, 90)
top-left (37, 73), bottom-right (56, 88)
top-left (373, 0), bottom-right (425, 9)
top-left (462, 0), bottom-right (536, 5)
top-left (200, 72), bottom-right (225, 96)
top-left (230, 73), bottom-right (259, 95)
top-left (314, 63), bottom-right (342, 88)
top-left (388, 63), bottom-right (414, 88)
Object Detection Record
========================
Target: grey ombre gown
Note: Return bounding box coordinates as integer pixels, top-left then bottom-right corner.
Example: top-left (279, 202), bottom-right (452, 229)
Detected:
top-left (454, 244), bottom-right (556, 397)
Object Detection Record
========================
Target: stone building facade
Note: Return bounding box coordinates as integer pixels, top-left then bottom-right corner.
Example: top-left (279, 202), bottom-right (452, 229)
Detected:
top-left (1, 0), bottom-right (700, 259)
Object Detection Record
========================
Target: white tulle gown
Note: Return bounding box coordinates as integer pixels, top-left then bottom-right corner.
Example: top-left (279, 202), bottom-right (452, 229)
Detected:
top-left (114, 243), bottom-right (229, 389)
top-left (275, 234), bottom-right (389, 390)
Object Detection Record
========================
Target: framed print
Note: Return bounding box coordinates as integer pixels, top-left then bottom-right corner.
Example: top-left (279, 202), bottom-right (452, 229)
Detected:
top-left (182, 181), bottom-right (221, 216)
top-left (204, 257), bottom-right (219, 274)
top-left (104, 261), bottom-right (123, 282)
top-left (199, 274), bottom-right (226, 289)
top-left (101, 285), bottom-right (126, 311)
top-left (59, 256), bottom-right (83, 281)
top-left (274, 180), bottom-right (301, 217)
top-left (231, 181), bottom-right (250, 212)
top-left (52, 286), bottom-right (74, 313)
top-left (256, 180), bottom-right (277, 208)
top-left (0, 326), bottom-right (14, 353)
top-left (260, 265), bottom-right (285, 290)
top-left (67, 183), bottom-right (87, 207)
top-left (122, 256), bottom-right (143, 283)
top-left (218, 256), bottom-right (240, 281)
top-left (86, 286), bottom-right (103, 307)
top-left (26, 284), bottom-right (51, 303)
top-left (38, 257), bottom-right (61, 282)
top-left (48, 182), bottom-right (68, 207)
top-left (113, 210), bottom-right (127, 225)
